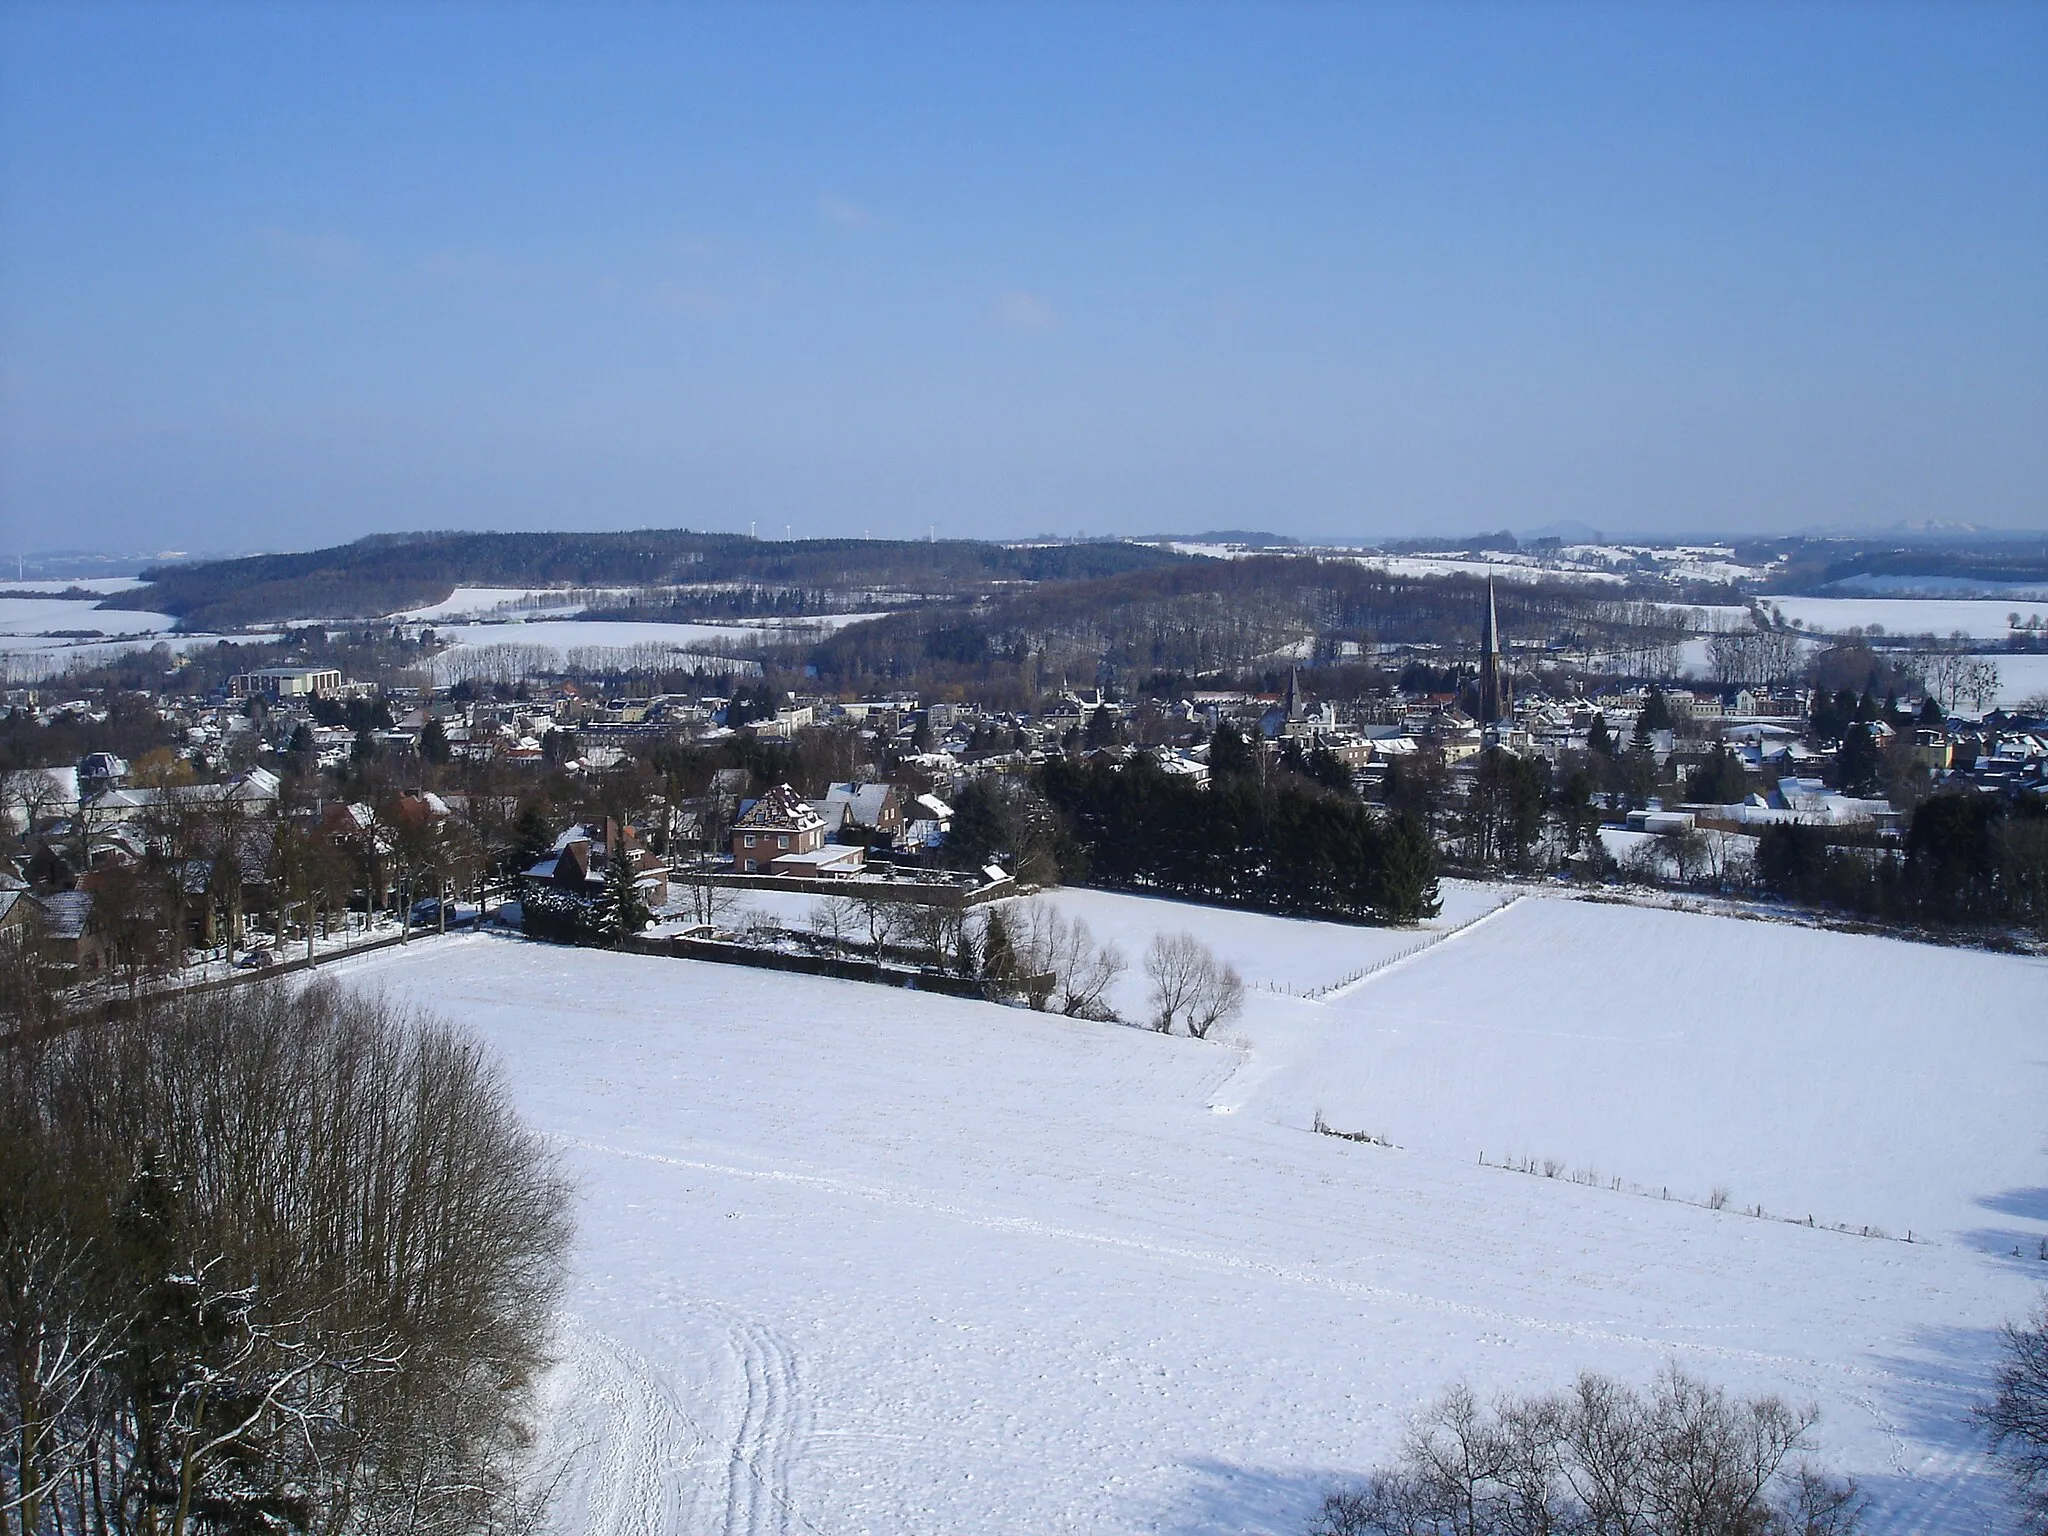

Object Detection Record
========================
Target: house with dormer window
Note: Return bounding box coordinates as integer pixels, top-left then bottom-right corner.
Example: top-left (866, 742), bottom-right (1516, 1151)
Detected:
top-left (729, 784), bottom-right (826, 873)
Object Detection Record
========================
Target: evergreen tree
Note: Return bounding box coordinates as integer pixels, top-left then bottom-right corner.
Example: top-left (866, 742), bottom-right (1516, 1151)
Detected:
top-left (980, 909), bottom-right (1018, 986)
top-left (1207, 722), bottom-right (1255, 781)
top-left (1639, 686), bottom-right (1674, 733)
top-left (600, 841), bottom-right (651, 947)
top-left (1554, 764), bottom-right (1600, 855)
top-left (419, 716), bottom-right (452, 765)
top-left (1305, 744), bottom-right (1355, 796)
top-left (1586, 713), bottom-right (1613, 758)
top-left (1688, 746), bottom-right (1748, 805)
top-left (511, 803), bottom-right (556, 873)
top-left (1917, 695), bottom-right (1945, 727)
top-left (1085, 703), bottom-right (1119, 750)
top-left (1374, 813), bottom-right (1442, 922)
top-left (1837, 722), bottom-right (1881, 798)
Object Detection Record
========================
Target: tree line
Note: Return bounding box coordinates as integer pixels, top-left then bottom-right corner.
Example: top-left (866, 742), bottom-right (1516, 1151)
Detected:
top-left (1755, 793), bottom-right (2048, 932)
top-left (1033, 750), bottom-right (1441, 925)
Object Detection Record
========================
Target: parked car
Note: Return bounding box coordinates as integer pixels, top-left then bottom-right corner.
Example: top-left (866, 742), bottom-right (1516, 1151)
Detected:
top-left (235, 948), bottom-right (275, 970)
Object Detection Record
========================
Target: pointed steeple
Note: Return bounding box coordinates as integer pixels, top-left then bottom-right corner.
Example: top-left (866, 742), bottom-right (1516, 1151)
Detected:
top-left (1479, 580), bottom-right (1506, 725)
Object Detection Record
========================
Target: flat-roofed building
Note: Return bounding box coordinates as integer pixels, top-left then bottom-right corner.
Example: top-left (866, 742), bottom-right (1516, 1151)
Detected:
top-left (231, 666), bottom-right (343, 700)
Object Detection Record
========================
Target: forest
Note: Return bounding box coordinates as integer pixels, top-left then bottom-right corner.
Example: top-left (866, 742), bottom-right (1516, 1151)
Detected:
top-left (103, 532), bottom-right (1188, 630)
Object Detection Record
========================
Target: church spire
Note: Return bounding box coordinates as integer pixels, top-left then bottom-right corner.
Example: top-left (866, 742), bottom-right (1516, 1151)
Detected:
top-left (1479, 580), bottom-right (1507, 725)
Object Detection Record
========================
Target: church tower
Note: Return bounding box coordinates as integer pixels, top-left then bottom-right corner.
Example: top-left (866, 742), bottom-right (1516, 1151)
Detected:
top-left (1478, 581), bottom-right (1508, 725)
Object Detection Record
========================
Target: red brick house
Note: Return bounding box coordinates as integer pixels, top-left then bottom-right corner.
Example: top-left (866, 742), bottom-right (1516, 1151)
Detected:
top-left (730, 784), bottom-right (825, 873)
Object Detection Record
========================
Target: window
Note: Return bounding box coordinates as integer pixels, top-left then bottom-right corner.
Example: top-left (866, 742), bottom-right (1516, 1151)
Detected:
top-left (744, 834), bottom-right (755, 847)
top-left (744, 859), bottom-right (756, 873)
top-left (778, 834), bottom-right (789, 849)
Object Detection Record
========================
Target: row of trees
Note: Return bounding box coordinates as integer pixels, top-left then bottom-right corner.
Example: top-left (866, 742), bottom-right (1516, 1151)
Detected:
top-left (49, 785), bottom-right (490, 999)
top-left (1038, 754), bottom-right (1442, 925)
top-left (1755, 794), bottom-right (2048, 931)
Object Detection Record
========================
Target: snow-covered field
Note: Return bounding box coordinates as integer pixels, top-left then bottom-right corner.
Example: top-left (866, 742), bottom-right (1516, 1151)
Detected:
top-left (1760, 597), bottom-right (2048, 640)
top-left (430, 612), bottom-right (886, 661)
top-left (0, 596), bottom-right (187, 676)
top-left (1819, 575), bottom-right (2048, 602)
top-left (396, 586), bottom-right (594, 622)
top-left (1983, 653), bottom-right (2048, 710)
top-left (0, 576), bottom-right (147, 594)
top-left (429, 618), bottom-right (773, 653)
top-left (0, 595), bottom-right (177, 643)
top-left (328, 887), bottom-right (2048, 1536)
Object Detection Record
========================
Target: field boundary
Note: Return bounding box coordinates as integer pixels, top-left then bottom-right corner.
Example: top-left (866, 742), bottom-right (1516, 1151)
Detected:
top-left (1309, 893), bottom-right (1524, 1002)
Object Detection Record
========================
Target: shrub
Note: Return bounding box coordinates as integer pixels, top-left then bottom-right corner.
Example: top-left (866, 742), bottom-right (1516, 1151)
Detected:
top-left (1309, 1367), bottom-right (1863, 1536)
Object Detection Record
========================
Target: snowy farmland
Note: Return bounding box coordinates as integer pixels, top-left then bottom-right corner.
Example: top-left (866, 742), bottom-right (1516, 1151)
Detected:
top-left (329, 889), bottom-right (2048, 1536)
top-left (1760, 596), bottom-right (2048, 641)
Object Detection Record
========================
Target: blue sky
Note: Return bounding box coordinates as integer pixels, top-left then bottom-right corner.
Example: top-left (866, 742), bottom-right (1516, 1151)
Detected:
top-left (1, 1), bottom-right (2042, 554)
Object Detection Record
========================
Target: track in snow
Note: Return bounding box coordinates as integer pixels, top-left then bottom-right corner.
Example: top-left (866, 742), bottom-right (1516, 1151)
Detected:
top-left (546, 1318), bottom-right (706, 1536)
top-left (716, 1314), bottom-right (817, 1536)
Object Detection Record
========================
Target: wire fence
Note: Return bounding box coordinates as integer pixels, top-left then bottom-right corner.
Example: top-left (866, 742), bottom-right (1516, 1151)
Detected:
top-left (1260, 893), bottom-right (1524, 1001)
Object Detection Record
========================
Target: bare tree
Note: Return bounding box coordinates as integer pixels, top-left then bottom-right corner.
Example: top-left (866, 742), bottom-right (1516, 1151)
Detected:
top-left (1184, 955), bottom-right (1246, 1040)
top-left (896, 901), bottom-right (964, 970)
top-left (1143, 932), bottom-right (1208, 1033)
top-left (852, 888), bottom-right (900, 953)
top-left (1919, 641), bottom-right (2003, 715)
top-left (1142, 931), bottom-right (1244, 1037)
top-left (1310, 1366), bottom-right (1861, 1536)
top-left (1009, 903), bottom-right (1126, 1018)
top-left (0, 979), bottom-right (573, 1535)
top-left (1983, 1297), bottom-right (2048, 1534)
top-left (807, 893), bottom-right (863, 953)
top-left (672, 861), bottom-right (742, 929)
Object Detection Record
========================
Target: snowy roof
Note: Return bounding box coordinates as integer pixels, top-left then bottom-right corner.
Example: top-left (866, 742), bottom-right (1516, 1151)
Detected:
top-left (735, 784), bottom-right (824, 834)
top-left (825, 782), bottom-right (898, 826)
top-left (770, 845), bottom-right (867, 872)
top-left (38, 890), bottom-right (92, 941)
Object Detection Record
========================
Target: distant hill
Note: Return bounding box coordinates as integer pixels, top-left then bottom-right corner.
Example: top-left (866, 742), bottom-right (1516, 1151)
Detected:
top-left (99, 530), bottom-right (1189, 630)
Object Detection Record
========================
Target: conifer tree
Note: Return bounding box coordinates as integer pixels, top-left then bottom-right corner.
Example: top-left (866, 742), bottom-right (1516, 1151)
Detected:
top-left (1639, 685), bottom-right (1674, 733)
top-left (601, 840), bottom-right (651, 947)
top-left (1586, 713), bottom-right (1613, 758)
top-left (1374, 813), bottom-right (1442, 922)
top-left (980, 909), bottom-right (1018, 987)
top-left (419, 716), bottom-right (452, 765)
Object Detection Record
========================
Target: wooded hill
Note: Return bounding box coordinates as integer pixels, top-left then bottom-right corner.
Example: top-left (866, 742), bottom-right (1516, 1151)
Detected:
top-left (782, 557), bottom-right (1723, 700)
top-left (99, 531), bottom-right (1188, 630)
